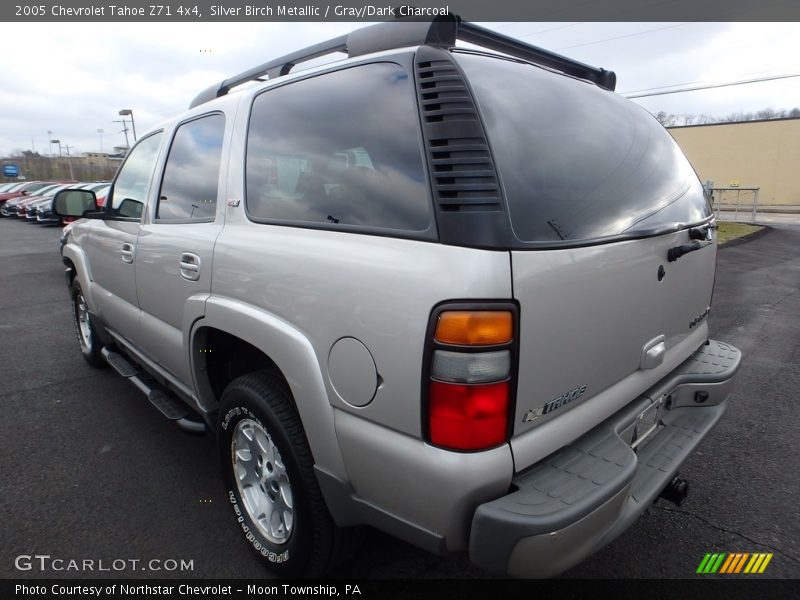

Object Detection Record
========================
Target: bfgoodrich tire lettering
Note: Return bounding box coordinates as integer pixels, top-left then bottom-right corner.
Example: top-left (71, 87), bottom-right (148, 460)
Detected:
top-left (218, 370), bottom-right (359, 576)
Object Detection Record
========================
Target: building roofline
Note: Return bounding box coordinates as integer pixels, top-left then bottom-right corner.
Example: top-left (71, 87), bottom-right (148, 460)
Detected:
top-left (668, 116), bottom-right (800, 130)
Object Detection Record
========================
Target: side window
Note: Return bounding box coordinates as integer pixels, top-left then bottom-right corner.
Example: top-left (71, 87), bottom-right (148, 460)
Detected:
top-left (108, 132), bottom-right (164, 219)
top-left (246, 63), bottom-right (431, 232)
top-left (157, 113), bottom-right (225, 221)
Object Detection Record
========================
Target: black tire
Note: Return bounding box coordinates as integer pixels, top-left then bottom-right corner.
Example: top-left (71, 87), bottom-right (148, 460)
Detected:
top-left (70, 279), bottom-right (104, 367)
top-left (218, 370), bottom-right (359, 577)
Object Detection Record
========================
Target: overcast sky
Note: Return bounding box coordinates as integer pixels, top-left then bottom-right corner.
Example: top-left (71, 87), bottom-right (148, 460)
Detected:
top-left (1, 21), bottom-right (798, 157)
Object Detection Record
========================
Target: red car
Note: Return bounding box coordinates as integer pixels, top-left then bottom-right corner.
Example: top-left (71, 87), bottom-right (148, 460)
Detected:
top-left (0, 181), bottom-right (47, 204)
top-left (0, 180), bottom-right (76, 205)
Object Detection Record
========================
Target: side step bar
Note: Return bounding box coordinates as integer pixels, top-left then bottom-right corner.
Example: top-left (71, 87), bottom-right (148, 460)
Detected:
top-left (101, 346), bottom-right (206, 434)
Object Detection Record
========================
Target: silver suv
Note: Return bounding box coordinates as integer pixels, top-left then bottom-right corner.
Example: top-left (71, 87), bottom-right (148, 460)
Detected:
top-left (55, 17), bottom-right (741, 578)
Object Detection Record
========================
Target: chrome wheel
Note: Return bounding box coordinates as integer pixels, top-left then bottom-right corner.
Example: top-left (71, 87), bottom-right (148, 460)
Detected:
top-left (232, 418), bottom-right (294, 544)
top-left (75, 292), bottom-right (92, 352)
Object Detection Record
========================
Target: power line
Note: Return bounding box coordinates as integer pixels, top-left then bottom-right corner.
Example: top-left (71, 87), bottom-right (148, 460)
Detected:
top-left (624, 73), bottom-right (800, 98)
top-left (619, 69), bottom-right (790, 95)
top-left (555, 22), bottom-right (693, 51)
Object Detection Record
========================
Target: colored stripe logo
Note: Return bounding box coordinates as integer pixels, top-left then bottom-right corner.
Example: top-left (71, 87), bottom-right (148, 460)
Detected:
top-left (696, 552), bottom-right (773, 574)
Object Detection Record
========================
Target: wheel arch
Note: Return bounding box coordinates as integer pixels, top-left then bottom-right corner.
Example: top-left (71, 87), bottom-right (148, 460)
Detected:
top-left (190, 297), bottom-right (348, 481)
top-left (62, 243), bottom-right (95, 309)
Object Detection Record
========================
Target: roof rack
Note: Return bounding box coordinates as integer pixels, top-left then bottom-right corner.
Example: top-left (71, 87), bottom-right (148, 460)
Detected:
top-left (189, 15), bottom-right (616, 109)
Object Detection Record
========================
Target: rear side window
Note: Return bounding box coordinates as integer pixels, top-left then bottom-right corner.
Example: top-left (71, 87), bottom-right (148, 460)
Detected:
top-left (157, 113), bottom-right (225, 221)
top-left (246, 63), bottom-right (431, 232)
top-left (455, 52), bottom-right (711, 243)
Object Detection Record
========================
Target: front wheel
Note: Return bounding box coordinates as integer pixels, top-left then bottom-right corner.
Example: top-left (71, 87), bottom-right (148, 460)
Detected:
top-left (70, 279), bottom-right (104, 367)
top-left (218, 371), bottom-right (359, 577)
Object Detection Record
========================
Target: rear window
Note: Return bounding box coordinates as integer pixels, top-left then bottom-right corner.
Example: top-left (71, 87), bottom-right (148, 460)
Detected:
top-left (455, 52), bottom-right (710, 243)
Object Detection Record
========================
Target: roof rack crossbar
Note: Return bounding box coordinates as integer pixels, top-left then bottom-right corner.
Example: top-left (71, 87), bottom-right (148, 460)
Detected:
top-left (189, 16), bottom-right (615, 109)
top-left (456, 22), bottom-right (616, 91)
top-left (190, 35), bottom-right (348, 108)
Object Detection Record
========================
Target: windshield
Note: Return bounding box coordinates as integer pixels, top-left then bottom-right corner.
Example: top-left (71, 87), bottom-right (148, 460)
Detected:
top-left (455, 52), bottom-right (710, 244)
top-left (30, 183), bottom-right (62, 196)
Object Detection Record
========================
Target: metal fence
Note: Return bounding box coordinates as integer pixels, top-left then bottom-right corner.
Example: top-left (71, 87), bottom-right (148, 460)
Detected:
top-left (709, 187), bottom-right (760, 222)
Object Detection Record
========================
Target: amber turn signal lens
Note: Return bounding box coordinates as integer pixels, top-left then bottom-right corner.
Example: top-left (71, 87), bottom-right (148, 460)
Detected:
top-left (435, 311), bottom-right (513, 346)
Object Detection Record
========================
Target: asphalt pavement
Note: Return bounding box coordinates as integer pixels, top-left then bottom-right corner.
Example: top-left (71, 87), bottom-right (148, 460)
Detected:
top-left (0, 218), bottom-right (798, 580)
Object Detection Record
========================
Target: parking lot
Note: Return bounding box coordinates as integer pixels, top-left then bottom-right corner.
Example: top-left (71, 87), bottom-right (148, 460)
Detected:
top-left (0, 217), bottom-right (798, 580)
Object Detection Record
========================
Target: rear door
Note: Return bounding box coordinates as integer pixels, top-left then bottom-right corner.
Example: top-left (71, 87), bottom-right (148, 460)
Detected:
top-left (456, 53), bottom-right (716, 450)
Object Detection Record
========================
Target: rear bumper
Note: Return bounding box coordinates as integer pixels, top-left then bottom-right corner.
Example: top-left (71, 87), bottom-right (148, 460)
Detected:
top-left (469, 339), bottom-right (740, 578)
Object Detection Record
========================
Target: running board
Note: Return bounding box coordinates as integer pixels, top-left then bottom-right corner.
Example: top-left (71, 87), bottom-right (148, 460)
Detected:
top-left (101, 346), bottom-right (206, 434)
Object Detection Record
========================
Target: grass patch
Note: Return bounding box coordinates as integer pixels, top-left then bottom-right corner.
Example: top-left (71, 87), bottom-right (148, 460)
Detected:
top-left (717, 221), bottom-right (764, 245)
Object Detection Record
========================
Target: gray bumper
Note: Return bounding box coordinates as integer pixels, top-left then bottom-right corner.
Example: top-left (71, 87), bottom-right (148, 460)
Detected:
top-left (469, 340), bottom-right (741, 578)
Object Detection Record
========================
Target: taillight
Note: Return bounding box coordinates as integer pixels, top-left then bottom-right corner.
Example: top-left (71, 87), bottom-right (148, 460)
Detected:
top-left (424, 303), bottom-right (518, 452)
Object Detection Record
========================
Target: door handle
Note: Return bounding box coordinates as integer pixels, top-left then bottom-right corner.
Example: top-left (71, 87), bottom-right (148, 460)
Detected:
top-left (179, 252), bottom-right (201, 281)
top-left (121, 243), bottom-right (134, 264)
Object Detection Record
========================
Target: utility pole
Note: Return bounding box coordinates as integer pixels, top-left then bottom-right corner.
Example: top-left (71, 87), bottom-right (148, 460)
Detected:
top-left (64, 144), bottom-right (75, 180)
top-left (113, 119), bottom-right (130, 148)
top-left (97, 128), bottom-right (104, 153)
top-left (51, 139), bottom-right (62, 178)
top-left (118, 109), bottom-right (137, 141)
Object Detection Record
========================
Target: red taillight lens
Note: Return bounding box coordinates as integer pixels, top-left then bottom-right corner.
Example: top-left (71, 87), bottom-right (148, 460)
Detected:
top-left (428, 381), bottom-right (509, 451)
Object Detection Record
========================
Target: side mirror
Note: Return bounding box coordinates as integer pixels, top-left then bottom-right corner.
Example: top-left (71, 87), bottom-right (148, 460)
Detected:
top-left (117, 198), bottom-right (144, 219)
top-left (53, 189), bottom-right (100, 218)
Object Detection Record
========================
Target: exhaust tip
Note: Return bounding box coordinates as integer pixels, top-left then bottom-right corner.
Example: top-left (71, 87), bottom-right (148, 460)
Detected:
top-left (659, 475), bottom-right (689, 506)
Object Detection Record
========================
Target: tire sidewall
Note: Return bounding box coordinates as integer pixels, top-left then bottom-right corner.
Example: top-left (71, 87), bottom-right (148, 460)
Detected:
top-left (218, 387), bottom-right (313, 576)
top-left (70, 279), bottom-right (101, 365)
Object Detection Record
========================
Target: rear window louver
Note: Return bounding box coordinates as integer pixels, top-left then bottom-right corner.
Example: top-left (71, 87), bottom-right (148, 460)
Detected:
top-left (416, 55), bottom-right (501, 213)
top-left (415, 46), bottom-right (511, 248)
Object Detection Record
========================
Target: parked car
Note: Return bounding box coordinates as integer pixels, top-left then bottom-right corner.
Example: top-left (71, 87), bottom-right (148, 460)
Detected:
top-left (0, 182), bottom-right (24, 193)
top-left (0, 181), bottom-right (29, 194)
top-left (35, 183), bottom-right (109, 224)
top-left (0, 180), bottom-right (55, 205)
top-left (54, 18), bottom-right (740, 578)
top-left (23, 196), bottom-right (55, 220)
top-left (1, 183), bottom-right (65, 217)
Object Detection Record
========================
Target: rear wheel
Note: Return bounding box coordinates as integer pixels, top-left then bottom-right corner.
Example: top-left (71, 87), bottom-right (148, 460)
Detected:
top-left (70, 279), bottom-right (103, 367)
top-left (218, 370), bottom-right (360, 576)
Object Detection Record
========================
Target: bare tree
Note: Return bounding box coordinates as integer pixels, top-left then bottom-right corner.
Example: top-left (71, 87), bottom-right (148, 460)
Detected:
top-left (651, 106), bottom-right (800, 126)
top-left (654, 111), bottom-right (676, 126)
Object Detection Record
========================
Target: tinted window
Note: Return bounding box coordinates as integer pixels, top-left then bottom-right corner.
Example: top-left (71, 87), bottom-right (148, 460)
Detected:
top-left (246, 63), bottom-right (430, 232)
top-left (456, 53), bottom-right (711, 243)
top-left (23, 182), bottom-right (50, 193)
top-left (109, 132), bottom-right (164, 219)
top-left (157, 114), bottom-right (225, 221)
top-left (29, 183), bottom-right (61, 196)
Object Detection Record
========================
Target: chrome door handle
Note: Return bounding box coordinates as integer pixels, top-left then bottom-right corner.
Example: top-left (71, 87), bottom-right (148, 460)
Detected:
top-left (179, 252), bottom-right (201, 281)
top-left (121, 243), bottom-right (134, 264)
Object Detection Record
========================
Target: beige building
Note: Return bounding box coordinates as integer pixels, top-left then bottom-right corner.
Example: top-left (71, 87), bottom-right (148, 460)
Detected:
top-left (668, 117), bottom-right (800, 208)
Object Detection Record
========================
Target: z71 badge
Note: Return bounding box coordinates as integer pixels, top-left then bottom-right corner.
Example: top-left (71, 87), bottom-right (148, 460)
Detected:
top-left (523, 385), bottom-right (588, 423)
